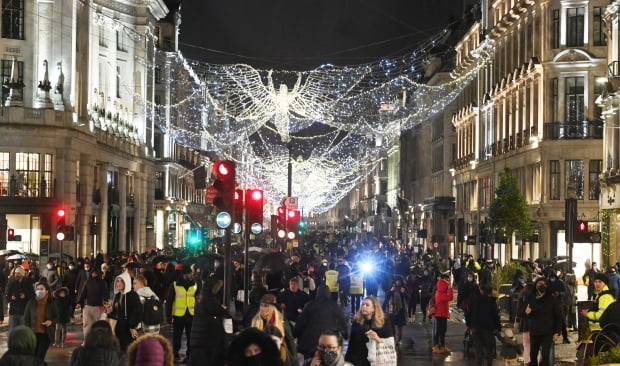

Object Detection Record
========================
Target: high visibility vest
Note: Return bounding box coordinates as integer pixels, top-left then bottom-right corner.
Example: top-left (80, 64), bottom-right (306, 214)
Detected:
top-left (172, 282), bottom-right (197, 317)
top-left (350, 273), bottom-right (364, 295)
top-left (325, 270), bottom-right (339, 292)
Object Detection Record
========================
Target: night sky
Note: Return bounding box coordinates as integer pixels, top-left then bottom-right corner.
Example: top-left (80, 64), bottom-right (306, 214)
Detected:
top-left (178, 0), bottom-right (473, 69)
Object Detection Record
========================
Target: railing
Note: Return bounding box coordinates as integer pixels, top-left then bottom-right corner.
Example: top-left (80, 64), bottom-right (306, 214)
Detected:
top-left (543, 120), bottom-right (603, 140)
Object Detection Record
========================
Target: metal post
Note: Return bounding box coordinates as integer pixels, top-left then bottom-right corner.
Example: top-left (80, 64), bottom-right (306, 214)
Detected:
top-left (287, 145), bottom-right (292, 198)
top-left (223, 228), bottom-right (232, 306)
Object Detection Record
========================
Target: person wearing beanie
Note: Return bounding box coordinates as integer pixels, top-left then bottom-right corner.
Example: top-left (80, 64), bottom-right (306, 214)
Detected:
top-left (0, 325), bottom-right (46, 366)
top-left (226, 327), bottom-right (284, 366)
top-left (23, 281), bottom-right (58, 362)
top-left (76, 266), bottom-right (109, 343)
top-left (127, 334), bottom-right (174, 366)
top-left (251, 293), bottom-right (297, 362)
top-left (580, 272), bottom-right (616, 331)
top-left (167, 263), bottom-right (197, 362)
top-left (6, 265), bottom-right (34, 332)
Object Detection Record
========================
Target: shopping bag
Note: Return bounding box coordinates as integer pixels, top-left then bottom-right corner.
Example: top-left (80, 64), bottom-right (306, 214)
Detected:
top-left (366, 336), bottom-right (398, 366)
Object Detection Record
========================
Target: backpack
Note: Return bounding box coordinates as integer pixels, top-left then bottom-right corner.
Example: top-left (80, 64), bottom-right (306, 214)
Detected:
top-left (143, 296), bottom-right (164, 325)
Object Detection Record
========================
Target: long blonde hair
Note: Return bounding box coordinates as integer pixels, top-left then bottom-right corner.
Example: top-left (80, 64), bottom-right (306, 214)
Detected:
top-left (250, 303), bottom-right (286, 338)
top-left (354, 296), bottom-right (385, 328)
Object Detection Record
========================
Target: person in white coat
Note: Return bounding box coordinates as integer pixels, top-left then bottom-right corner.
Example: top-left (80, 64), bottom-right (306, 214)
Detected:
top-left (133, 274), bottom-right (161, 335)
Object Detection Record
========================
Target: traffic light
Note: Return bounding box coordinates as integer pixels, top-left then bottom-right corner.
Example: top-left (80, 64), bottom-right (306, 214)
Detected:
top-left (233, 189), bottom-right (244, 226)
top-left (276, 205), bottom-right (287, 241)
top-left (7, 228), bottom-right (14, 241)
top-left (212, 161), bottom-right (236, 215)
top-left (298, 219), bottom-right (306, 236)
top-left (56, 208), bottom-right (67, 241)
top-left (286, 209), bottom-right (300, 240)
top-left (245, 189), bottom-right (264, 231)
top-left (575, 220), bottom-right (589, 243)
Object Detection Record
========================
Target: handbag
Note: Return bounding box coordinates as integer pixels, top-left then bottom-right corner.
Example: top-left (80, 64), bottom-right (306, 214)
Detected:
top-left (366, 336), bottom-right (398, 366)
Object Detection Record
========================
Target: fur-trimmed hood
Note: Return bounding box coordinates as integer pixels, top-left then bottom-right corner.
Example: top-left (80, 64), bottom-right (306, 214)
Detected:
top-left (226, 327), bottom-right (284, 366)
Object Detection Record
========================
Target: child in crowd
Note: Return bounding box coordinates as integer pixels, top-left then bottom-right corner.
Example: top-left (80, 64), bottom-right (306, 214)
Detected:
top-left (53, 287), bottom-right (73, 347)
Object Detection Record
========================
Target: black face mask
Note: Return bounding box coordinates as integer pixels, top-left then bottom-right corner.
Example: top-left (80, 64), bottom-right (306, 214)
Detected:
top-left (245, 354), bottom-right (263, 366)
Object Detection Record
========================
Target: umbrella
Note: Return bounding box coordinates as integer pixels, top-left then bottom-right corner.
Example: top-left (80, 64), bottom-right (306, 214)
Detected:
top-left (48, 252), bottom-right (74, 260)
top-left (0, 249), bottom-right (20, 257)
top-left (7, 253), bottom-right (26, 260)
top-left (248, 246), bottom-right (263, 252)
top-left (148, 254), bottom-right (175, 265)
top-left (252, 252), bottom-right (290, 274)
top-left (121, 261), bottom-right (147, 269)
top-left (193, 253), bottom-right (224, 272)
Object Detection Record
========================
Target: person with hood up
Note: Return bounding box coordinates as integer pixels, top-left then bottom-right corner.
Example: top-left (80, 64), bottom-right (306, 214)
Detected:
top-left (0, 325), bottom-right (46, 366)
top-left (432, 273), bottom-right (454, 354)
top-left (188, 274), bottom-right (229, 366)
top-left (126, 334), bottom-right (174, 366)
top-left (226, 327), bottom-right (284, 366)
top-left (133, 274), bottom-right (161, 335)
top-left (69, 320), bottom-right (125, 366)
top-left (53, 286), bottom-right (73, 347)
top-left (23, 281), bottom-right (58, 361)
top-left (294, 285), bottom-right (349, 360)
top-left (76, 268), bottom-right (109, 341)
top-left (525, 277), bottom-right (563, 366)
top-left (108, 271), bottom-right (142, 352)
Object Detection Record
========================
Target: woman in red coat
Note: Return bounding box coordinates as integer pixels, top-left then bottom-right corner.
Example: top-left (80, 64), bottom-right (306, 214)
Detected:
top-left (432, 274), bottom-right (454, 354)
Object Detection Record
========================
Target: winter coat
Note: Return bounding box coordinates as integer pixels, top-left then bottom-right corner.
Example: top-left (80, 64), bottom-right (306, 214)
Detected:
top-left (42, 267), bottom-right (59, 289)
top-left (466, 293), bottom-right (500, 332)
top-left (54, 287), bottom-right (74, 324)
top-left (293, 286), bottom-right (349, 358)
top-left (24, 293), bottom-right (58, 341)
top-left (433, 278), bottom-right (453, 318)
top-left (0, 326), bottom-right (46, 366)
top-left (226, 327), bottom-right (284, 366)
top-left (69, 346), bottom-right (125, 366)
top-left (189, 279), bottom-right (229, 366)
top-left (344, 317), bottom-right (393, 366)
top-left (525, 292), bottom-right (562, 336)
top-left (6, 277), bottom-right (34, 315)
top-left (110, 272), bottom-right (142, 351)
top-left (278, 289), bottom-right (310, 322)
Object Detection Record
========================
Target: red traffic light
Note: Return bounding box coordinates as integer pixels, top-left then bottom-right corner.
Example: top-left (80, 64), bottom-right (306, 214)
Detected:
top-left (57, 208), bottom-right (66, 217)
top-left (7, 228), bottom-right (14, 241)
top-left (214, 161), bottom-right (234, 178)
top-left (577, 220), bottom-right (587, 232)
top-left (249, 190), bottom-right (263, 201)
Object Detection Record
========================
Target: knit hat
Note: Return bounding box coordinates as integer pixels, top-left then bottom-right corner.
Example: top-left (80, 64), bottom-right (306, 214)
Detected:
top-left (594, 272), bottom-right (609, 285)
top-left (8, 325), bottom-right (36, 354)
top-left (134, 337), bottom-right (165, 366)
top-left (14, 266), bottom-right (26, 276)
top-left (180, 265), bottom-right (192, 275)
top-left (260, 294), bottom-right (277, 306)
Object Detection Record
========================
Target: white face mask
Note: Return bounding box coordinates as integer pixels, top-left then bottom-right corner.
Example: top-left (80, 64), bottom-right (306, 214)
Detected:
top-left (69, 266), bottom-right (75, 270)
top-left (47, 265), bottom-right (54, 270)
top-left (35, 289), bottom-right (46, 299)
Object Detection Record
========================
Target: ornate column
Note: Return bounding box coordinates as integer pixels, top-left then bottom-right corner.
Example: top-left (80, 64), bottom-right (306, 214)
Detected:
top-left (118, 168), bottom-right (128, 253)
top-left (78, 156), bottom-right (94, 257)
top-left (99, 163), bottom-right (109, 254)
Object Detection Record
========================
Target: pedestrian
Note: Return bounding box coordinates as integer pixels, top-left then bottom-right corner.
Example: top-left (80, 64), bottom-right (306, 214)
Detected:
top-left (344, 296), bottom-right (393, 366)
top-left (265, 325), bottom-right (295, 366)
top-left (133, 274), bottom-right (161, 335)
top-left (109, 272), bottom-right (142, 352)
top-left (583, 261), bottom-right (601, 301)
top-left (278, 276), bottom-right (310, 324)
top-left (226, 327), bottom-right (284, 366)
top-left (515, 282), bottom-right (535, 365)
top-left (466, 284), bottom-right (501, 366)
top-left (0, 325), bottom-right (46, 366)
top-left (408, 268), bottom-right (433, 323)
top-left (188, 275), bottom-right (228, 366)
top-left (580, 272), bottom-right (616, 332)
top-left (525, 277), bottom-right (563, 366)
top-left (76, 267), bottom-right (109, 341)
top-left (53, 286), bottom-right (73, 347)
top-left (293, 285), bottom-right (349, 360)
top-left (250, 294), bottom-right (297, 361)
top-left (607, 267), bottom-right (620, 299)
top-left (303, 329), bottom-right (353, 366)
top-left (349, 265), bottom-right (364, 314)
top-left (126, 334), bottom-right (174, 366)
top-left (324, 264), bottom-right (339, 302)
top-left (24, 281), bottom-right (58, 362)
top-left (383, 277), bottom-right (408, 344)
top-left (69, 320), bottom-right (125, 366)
top-left (5, 266), bottom-right (34, 332)
top-left (167, 265), bottom-right (197, 362)
top-left (243, 287), bottom-right (267, 328)
top-left (432, 273), bottom-right (454, 354)
top-left (42, 261), bottom-right (59, 291)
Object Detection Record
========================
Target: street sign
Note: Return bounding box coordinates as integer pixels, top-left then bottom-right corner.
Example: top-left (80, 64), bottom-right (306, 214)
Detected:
top-left (206, 185), bottom-right (217, 204)
top-left (283, 196), bottom-right (298, 209)
top-left (216, 212), bottom-right (231, 228)
top-left (251, 223), bottom-right (262, 234)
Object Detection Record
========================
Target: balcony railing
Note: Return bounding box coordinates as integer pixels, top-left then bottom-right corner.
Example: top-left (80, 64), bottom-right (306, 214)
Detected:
top-left (543, 120), bottom-right (603, 140)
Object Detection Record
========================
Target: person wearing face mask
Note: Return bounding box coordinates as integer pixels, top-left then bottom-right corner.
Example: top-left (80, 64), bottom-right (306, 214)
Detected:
top-left (24, 282), bottom-right (58, 362)
top-left (226, 327), bottom-right (284, 366)
top-left (41, 262), bottom-right (59, 291)
top-left (61, 262), bottom-right (80, 314)
top-left (6, 266), bottom-right (34, 332)
top-left (75, 262), bottom-right (92, 300)
top-left (76, 268), bottom-right (109, 342)
top-left (304, 330), bottom-right (352, 366)
top-left (524, 277), bottom-right (563, 366)
top-left (547, 270), bottom-right (570, 344)
top-left (457, 270), bottom-right (479, 315)
top-left (406, 267), bottom-right (433, 323)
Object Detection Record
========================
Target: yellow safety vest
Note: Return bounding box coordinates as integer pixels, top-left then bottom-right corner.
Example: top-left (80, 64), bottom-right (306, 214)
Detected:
top-left (172, 282), bottom-right (197, 317)
top-left (350, 273), bottom-right (364, 295)
top-left (325, 270), bottom-right (339, 292)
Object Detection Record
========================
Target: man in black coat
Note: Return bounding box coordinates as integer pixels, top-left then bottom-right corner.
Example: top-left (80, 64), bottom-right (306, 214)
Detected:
top-left (466, 284), bottom-right (501, 366)
top-left (278, 277), bottom-right (310, 324)
top-left (5, 266), bottom-right (34, 332)
top-left (525, 277), bottom-right (563, 366)
top-left (293, 285), bottom-right (348, 360)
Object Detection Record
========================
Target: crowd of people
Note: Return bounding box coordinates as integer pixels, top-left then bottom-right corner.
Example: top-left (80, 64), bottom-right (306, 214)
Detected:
top-left (0, 237), bottom-right (617, 366)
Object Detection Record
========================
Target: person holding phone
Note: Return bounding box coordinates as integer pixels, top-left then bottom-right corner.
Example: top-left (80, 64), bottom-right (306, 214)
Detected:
top-left (24, 282), bottom-right (58, 362)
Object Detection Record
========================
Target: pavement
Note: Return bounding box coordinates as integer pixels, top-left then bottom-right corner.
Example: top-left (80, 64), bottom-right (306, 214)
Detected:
top-left (0, 293), bottom-right (582, 366)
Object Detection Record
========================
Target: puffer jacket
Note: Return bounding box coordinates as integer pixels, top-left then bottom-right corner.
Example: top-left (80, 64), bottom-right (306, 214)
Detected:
top-left (434, 278), bottom-right (454, 318)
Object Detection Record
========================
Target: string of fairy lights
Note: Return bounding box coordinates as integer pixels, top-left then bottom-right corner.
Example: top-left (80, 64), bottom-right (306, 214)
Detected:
top-left (139, 28), bottom-right (494, 214)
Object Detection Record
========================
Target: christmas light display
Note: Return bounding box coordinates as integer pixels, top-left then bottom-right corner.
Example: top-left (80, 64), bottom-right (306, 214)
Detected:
top-left (131, 28), bottom-right (493, 214)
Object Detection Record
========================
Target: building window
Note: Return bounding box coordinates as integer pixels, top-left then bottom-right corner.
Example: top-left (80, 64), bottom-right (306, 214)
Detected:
top-left (566, 7), bottom-right (584, 47)
top-left (154, 94), bottom-right (161, 105)
top-left (116, 30), bottom-right (127, 52)
top-left (15, 152), bottom-right (40, 197)
top-left (552, 9), bottom-right (560, 49)
top-left (593, 7), bottom-right (606, 46)
top-left (1, 58), bottom-right (23, 103)
top-left (2, 0), bottom-right (24, 39)
top-left (0, 152), bottom-right (8, 196)
top-left (589, 160), bottom-right (601, 200)
top-left (566, 160), bottom-right (584, 200)
top-left (565, 77), bottom-right (584, 122)
top-left (551, 78), bottom-right (558, 122)
top-left (550, 160), bottom-right (560, 200)
top-left (116, 66), bottom-right (121, 98)
top-left (155, 66), bottom-right (161, 84)
top-left (99, 24), bottom-right (107, 47)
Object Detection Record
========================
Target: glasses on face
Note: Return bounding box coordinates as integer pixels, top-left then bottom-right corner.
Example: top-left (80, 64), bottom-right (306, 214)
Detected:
top-left (317, 345), bottom-right (339, 352)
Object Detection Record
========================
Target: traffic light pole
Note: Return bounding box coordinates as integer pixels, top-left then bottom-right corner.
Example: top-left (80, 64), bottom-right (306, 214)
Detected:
top-left (223, 227), bottom-right (232, 307)
top-left (287, 144), bottom-right (292, 197)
